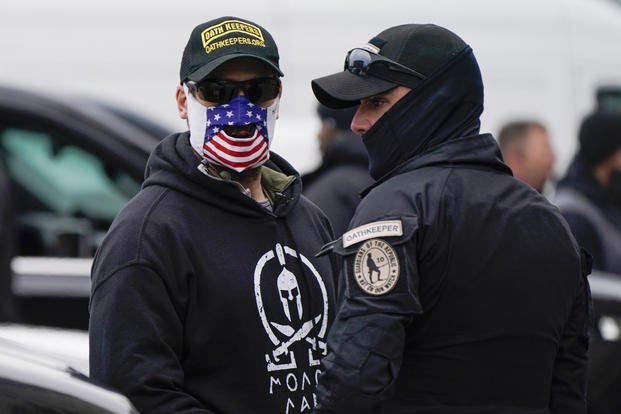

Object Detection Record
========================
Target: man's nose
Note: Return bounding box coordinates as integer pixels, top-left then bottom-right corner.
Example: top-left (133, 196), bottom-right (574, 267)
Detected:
top-left (350, 109), bottom-right (368, 136)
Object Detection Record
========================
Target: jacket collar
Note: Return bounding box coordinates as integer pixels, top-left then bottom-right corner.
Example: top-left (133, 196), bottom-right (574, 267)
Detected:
top-left (361, 133), bottom-right (510, 197)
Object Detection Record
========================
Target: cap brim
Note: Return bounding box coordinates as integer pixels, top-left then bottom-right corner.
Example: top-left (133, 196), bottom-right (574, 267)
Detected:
top-left (311, 71), bottom-right (397, 108)
top-left (186, 54), bottom-right (283, 82)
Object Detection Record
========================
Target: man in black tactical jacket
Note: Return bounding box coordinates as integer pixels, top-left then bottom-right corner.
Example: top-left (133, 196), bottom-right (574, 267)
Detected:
top-left (310, 23), bottom-right (592, 414)
top-left (89, 16), bottom-right (337, 414)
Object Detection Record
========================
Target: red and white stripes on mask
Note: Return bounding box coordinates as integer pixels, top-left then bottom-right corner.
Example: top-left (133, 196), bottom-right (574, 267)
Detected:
top-left (185, 85), bottom-right (279, 172)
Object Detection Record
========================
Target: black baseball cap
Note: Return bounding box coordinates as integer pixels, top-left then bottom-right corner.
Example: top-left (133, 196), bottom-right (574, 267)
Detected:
top-left (180, 16), bottom-right (283, 84)
top-left (312, 24), bottom-right (468, 108)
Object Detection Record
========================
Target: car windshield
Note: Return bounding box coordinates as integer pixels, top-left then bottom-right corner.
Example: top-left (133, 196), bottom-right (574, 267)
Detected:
top-left (0, 127), bottom-right (141, 257)
top-left (2, 128), bottom-right (138, 220)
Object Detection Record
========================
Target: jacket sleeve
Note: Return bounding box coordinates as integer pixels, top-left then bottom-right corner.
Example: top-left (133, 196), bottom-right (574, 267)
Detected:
top-left (561, 212), bottom-right (602, 268)
top-left (89, 263), bottom-right (214, 414)
top-left (549, 249), bottom-right (592, 414)
top-left (313, 218), bottom-right (423, 413)
top-left (313, 311), bottom-right (412, 413)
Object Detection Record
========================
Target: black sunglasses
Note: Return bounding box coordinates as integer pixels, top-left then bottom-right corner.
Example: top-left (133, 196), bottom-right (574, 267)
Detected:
top-left (344, 48), bottom-right (427, 80)
top-left (188, 77), bottom-right (281, 104)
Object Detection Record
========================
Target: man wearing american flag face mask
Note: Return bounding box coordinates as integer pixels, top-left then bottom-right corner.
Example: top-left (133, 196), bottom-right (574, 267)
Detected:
top-left (181, 57), bottom-right (281, 197)
top-left (89, 16), bottom-right (338, 414)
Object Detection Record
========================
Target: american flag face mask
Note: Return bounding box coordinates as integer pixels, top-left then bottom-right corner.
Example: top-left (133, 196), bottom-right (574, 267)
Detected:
top-left (185, 85), bottom-right (279, 172)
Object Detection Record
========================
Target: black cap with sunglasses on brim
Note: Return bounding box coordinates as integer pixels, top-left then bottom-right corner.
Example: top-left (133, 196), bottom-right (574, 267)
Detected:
top-left (180, 16), bottom-right (283, 84)
top-left (311, 24), bottom-right (469, 109)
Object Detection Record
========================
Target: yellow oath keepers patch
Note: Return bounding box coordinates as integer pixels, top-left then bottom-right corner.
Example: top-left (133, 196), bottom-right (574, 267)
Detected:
top-left (201, 20), bottom-right (266, 53)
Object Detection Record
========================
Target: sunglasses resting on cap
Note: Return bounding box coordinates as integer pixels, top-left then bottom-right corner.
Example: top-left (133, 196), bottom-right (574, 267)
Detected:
top-left (345, 48), bottom-right (427, 80)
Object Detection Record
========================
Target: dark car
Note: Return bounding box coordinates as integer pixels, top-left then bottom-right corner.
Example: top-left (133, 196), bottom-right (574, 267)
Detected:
top-left (0, 337), bottom-right (137, 413)
top-left (0, 84), bottom-right (171, 329)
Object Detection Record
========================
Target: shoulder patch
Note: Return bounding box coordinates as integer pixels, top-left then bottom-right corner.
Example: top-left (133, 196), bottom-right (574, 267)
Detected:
top-left (353, 239), bottom-right (400, 295)
top-left (343, 220), bottom-right (402, 248)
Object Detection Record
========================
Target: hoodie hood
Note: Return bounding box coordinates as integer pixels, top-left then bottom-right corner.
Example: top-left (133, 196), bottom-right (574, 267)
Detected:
top-left (143, 132), bottom-right (301, 218)
top-left (362, 48), bottom-right (484, 180)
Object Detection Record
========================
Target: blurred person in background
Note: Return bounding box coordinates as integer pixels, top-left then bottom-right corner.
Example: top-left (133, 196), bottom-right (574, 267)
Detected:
top-left (89, 16), bottom-right (337, 414)
top-left (310, 22), bottom-right (591, 413)
top-left (554, 108), bottom-right (621, 414)
top-left (554, 111), bottom-right (621, 275)
top-left (303, 104), bottom-right (373, 236)
top-left (497, 120), bottom-right (556, 194)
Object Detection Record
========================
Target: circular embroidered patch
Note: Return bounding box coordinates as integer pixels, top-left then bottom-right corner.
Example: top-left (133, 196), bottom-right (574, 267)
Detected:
top-left (353, 238), bottom-right (400, 295)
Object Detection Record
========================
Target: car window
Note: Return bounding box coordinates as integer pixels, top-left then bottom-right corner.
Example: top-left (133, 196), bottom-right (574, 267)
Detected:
top-left (0, 127), bottom-right (141, 257)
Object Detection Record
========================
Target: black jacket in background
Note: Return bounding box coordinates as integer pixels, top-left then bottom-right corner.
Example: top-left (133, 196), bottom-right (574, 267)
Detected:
top-left (554, 156), bottom-right (621, 414)
top-left (303, 133), bottom-right (373, 236)
top-left (89, 132), bottom-right (338, 414)
top-left (315, 134), bottom-right (591, 414)
top-left (554, 156), bottom-right (621, 274)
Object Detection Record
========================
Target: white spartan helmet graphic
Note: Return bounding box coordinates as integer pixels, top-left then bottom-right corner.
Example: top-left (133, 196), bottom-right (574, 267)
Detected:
top-left (277, 245), bottom-right (303, 322)
top-left (254, 243), bottom-right (329, 372)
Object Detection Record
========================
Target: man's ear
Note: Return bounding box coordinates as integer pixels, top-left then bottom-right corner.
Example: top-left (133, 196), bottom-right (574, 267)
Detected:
top-left (176, 84), bottom-right (188, 120)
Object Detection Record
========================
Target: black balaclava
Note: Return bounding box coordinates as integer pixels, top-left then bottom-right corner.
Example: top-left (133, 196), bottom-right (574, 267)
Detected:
top-left (362, 48), bottom-right (484, 180)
